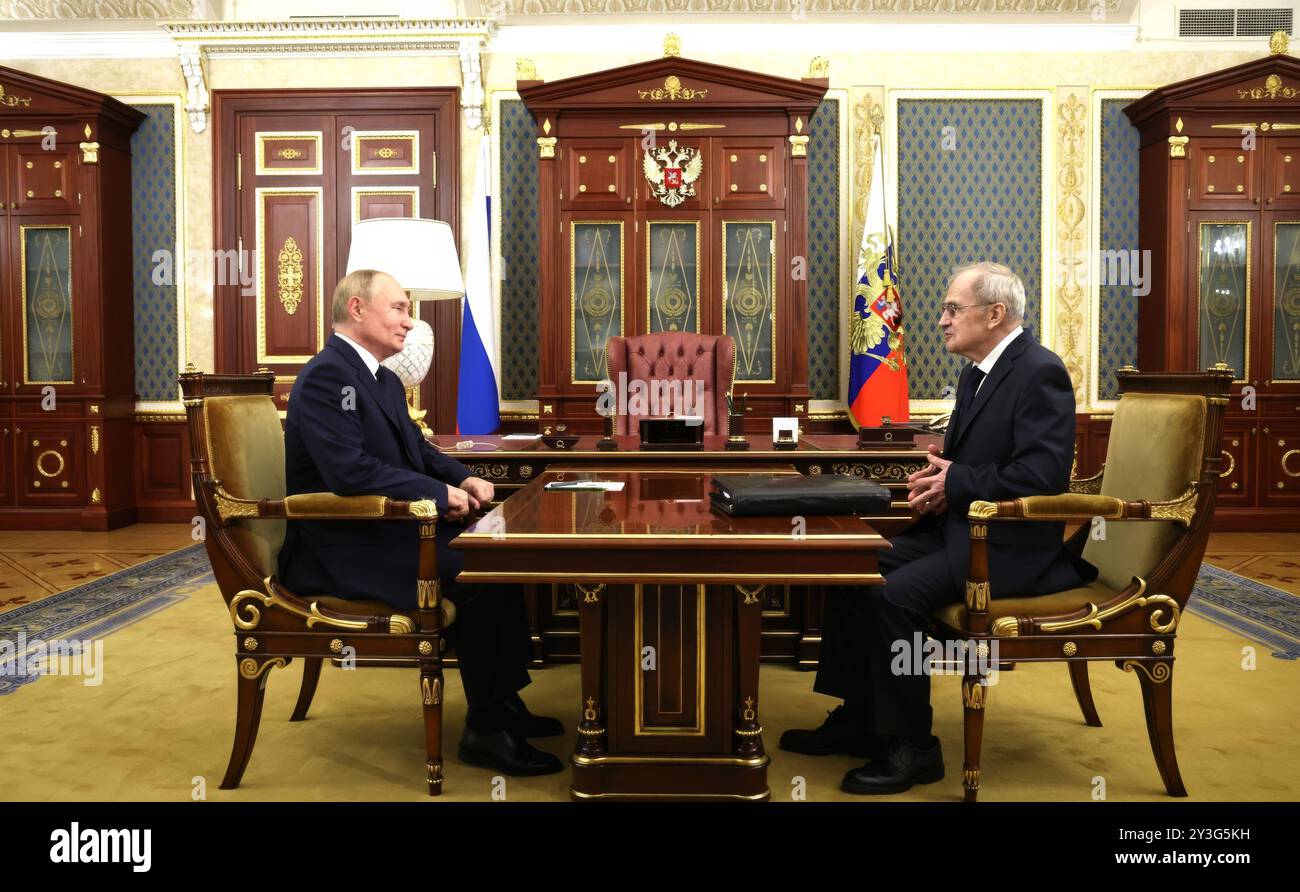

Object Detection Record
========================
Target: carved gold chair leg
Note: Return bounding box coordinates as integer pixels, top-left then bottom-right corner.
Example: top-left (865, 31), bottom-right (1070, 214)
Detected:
top-left (420, 663), bottom-right (444, 796)
top-left (221, 655), bottom-right (288, 790)
top-left (1122, 659), bottom-right (1187, 797)
top-left (290, 657), bottom-right (324, 722)
top-left (961, 673), bottom-right (988, 803)
top-left (1068, 661), bottom-right (1103, 727)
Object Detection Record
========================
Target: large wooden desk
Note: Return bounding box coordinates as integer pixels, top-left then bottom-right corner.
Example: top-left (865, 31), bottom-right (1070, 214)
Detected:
top-left (455, 469), bottom-right (889, 801)
top-left (434, 433), bottom-right (938, 666)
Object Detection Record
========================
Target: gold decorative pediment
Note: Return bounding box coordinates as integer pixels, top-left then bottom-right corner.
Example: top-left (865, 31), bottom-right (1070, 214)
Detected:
top-left (1238, 74), bottom-right (1300, 101)
top-left (0, 83), bottom-right (33, 107)
top-left (639, 75), bottom-right (708, 102)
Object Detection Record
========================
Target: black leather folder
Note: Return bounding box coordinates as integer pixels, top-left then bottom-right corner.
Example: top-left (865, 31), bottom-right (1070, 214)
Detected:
top-left (709, 474), bottom-right (891, 517)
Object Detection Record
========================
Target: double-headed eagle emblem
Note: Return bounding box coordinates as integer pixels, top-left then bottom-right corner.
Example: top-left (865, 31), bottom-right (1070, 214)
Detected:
top-left (850, 234), bottom-right (905, 372)
top-left (643, 139), bottom-right (703, 207)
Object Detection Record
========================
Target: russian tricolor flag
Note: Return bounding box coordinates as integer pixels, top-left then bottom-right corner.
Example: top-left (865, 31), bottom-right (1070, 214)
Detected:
top-left (457, 138), bottom-right (500, 434)
top-left (847, 129), bottom-right (909, 429)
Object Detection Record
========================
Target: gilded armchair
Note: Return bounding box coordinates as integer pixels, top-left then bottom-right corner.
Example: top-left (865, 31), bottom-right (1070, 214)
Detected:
top-left (932, 368), bottom-right (1231, 801)
top-left (180, 371), bottom-right (452, 796)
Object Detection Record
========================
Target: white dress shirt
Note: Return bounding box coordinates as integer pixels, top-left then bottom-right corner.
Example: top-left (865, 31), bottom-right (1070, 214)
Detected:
top-left (334, 330), bottom-right (381, 380)
top-left (973, 325), bottom-right (1024, 393)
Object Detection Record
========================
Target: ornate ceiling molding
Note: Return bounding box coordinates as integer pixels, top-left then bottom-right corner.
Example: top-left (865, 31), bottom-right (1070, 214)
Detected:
top-left (160, 18), bottom-right (496, 134)
top-left (0, 0), bottom-right (194, 18)
top-left (481, 0), bottom-right (1120, 13)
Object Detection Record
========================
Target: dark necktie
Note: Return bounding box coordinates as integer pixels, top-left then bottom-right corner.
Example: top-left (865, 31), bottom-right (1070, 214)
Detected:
top-left (375, 366), bottom-right (403, 424)
top-left (952, 366), bottom-right (986, 440)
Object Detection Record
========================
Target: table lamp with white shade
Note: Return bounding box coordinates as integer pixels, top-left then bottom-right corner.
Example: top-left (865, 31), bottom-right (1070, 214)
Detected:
top-left (346, 217), bottom-right (464, 436)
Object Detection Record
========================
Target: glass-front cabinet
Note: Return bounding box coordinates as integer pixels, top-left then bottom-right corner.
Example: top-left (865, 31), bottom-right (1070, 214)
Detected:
top-left (1188, 209), bottom-right (1300, 510)
top-left (1128, 56), bottom-right (1300, 528)
top-left (523, 57), bottom-right (822, 434)
top-left (0, 66), bottom-right (144, 528)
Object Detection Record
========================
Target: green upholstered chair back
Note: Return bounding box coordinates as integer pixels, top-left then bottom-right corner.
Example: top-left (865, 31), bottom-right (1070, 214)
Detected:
top-left (1082, 391), bottom-right (1207, 590)
top-left (203, 395), bottom-right (286, 579)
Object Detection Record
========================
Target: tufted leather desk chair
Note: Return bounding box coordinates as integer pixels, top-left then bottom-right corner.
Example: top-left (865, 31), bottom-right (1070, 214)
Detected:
top-left (605, 333), bottom-right (737, 435)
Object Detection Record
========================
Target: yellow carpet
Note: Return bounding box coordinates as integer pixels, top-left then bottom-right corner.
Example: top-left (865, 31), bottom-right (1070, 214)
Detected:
top-left (1, 581), bottom-right (1296, 802)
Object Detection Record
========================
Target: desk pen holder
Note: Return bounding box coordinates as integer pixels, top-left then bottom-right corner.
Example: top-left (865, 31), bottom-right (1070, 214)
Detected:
top-left (725, 412), bottom-right (750, 451)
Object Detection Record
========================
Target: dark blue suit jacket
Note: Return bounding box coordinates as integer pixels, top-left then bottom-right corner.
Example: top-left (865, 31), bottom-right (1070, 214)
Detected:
top-left (277, 333), bottom-right (474, 608)
top-left (907, 329), bottom-right (1097, 599)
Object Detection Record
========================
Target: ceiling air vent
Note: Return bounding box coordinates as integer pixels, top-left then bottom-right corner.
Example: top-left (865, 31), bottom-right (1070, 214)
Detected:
top-left (1238, 7), bottom-right (1294, 36)
top-left (1180, 7), bottom-right (1236, 36)
top-left (1179, 7), bottom-right (1294, 38)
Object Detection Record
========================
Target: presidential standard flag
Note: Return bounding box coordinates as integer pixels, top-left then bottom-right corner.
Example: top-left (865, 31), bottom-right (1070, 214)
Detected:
top-left (847, 129), bottom-right (909, 428)
top-left (456, 137), bottom-right (500, 434)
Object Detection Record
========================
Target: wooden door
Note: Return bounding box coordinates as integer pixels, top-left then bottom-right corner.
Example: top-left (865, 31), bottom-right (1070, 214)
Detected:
top-left (214, 90), bottom-right (459, 430)
top-left (10, 141), bottom-right (79, 217)
top-left (1262, 137), bottom-right (1300, 211)
top-left (0, 146), bottom-right (11, 395)
top-left (0, 152), bottom-right (11, 504)
top-left (238, 113), bottom-right (334, 410)
top-left (1217, 422), bottom-right (1254, 507)
top-left (1261, 212), bottom-right (1300, 394)
top-left (711, 137), bottom-right (785, 211)
top-left (1189, 138), bottom-right (1258, 211)
top-left (565, 138), bottom-right (636, 211)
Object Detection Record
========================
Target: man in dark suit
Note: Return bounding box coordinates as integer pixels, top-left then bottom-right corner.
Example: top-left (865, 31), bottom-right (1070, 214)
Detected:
top-left (278, 269), bottom-right (563, 777)
top-left (781, 261), bottom-right (1096, 794)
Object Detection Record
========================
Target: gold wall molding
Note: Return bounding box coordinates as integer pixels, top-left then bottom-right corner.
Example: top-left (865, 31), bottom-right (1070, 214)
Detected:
top-left (276, 236), bottom-right (305, 316)
top-left (1056, 90), bottom-right (1088, 405)
top-left (852, 92), bottom-right (884, 262)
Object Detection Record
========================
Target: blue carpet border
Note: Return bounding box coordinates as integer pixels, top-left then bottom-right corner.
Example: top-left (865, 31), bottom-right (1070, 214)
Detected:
top-left (0, 544), bottom-right (212, 695)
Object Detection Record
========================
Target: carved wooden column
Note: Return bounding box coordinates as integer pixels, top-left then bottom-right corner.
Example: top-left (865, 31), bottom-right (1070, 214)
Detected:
top-left (575, 582), bottom-right (608, 755)
top-left (734, 584), bottom-right (764, 757)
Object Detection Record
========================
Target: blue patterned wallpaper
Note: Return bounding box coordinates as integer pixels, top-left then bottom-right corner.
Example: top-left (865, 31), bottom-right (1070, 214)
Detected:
top-left (896, 99), bottom-right (1044, 400)
top-left (807, 98), bottom-right (840, 400)
top-left (1098, 98), bottom-right (1141, 401)
top-left (499, 100), bottom-right (542, 401)
top-left (130, 103), bottom-right (179, 402)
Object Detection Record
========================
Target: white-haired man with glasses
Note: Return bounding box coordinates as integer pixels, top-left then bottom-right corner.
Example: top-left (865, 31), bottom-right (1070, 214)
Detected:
top-left (782, 261), bottom-right (1097, 794)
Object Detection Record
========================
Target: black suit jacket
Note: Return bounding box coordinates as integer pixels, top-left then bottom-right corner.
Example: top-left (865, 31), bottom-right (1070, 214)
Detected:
top-left (907, 329), bottom-right (1096, 599)
top-left (277, 333), bottom-right (474, 608)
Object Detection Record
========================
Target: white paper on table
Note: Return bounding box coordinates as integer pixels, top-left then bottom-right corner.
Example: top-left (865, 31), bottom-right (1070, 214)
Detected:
top-left (543, 481), bottom-right (626, 492)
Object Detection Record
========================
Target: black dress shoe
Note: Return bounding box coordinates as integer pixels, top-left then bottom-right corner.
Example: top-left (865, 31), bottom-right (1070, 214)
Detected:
top-left (458, 727), bottom-right (564, 776)
top-left (841, 736), bottom-right (944, 795)
top-left (779, 705), bottom-right (879, 758)
top-left (503, 693), bottom-right (566, 738)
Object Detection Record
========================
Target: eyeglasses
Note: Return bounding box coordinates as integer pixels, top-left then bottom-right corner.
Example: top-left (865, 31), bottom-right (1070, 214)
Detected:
top-left (940, 302), bottom-right (986, 318)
